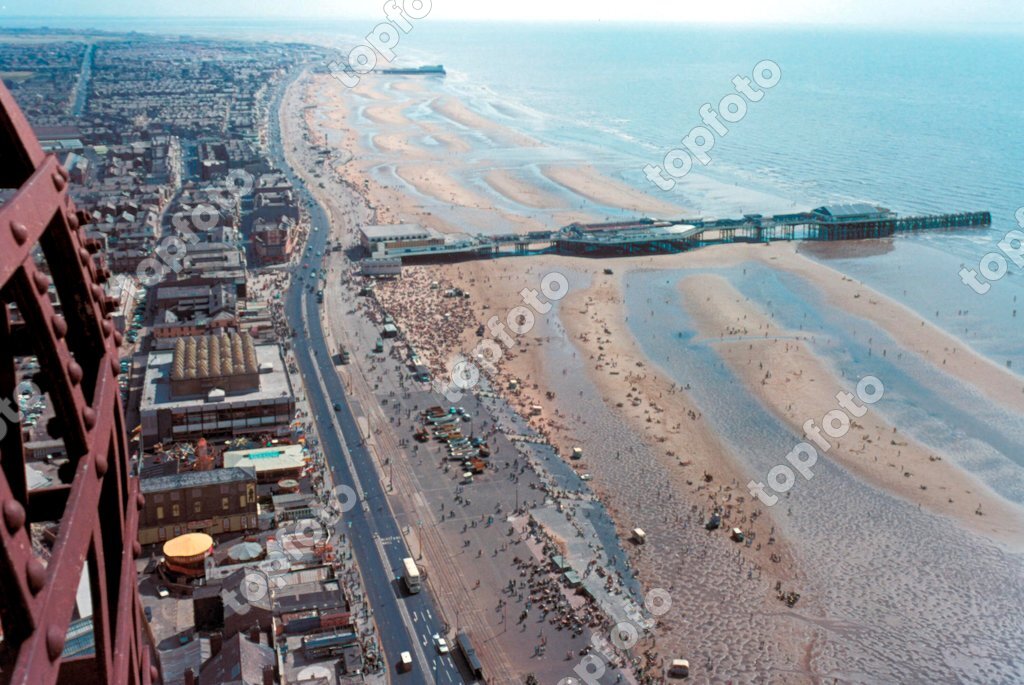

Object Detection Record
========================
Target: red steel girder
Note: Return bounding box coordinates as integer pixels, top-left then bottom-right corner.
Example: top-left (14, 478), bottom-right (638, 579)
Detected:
top-left (0, 80), bottom-right (156, 685)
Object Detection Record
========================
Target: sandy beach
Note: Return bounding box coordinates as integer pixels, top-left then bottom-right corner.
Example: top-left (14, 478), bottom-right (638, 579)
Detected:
top-left (541, 164), bottom-right (693, 218)
top-left (678, 269), bottom-right (1024, 544)
top-left (290, 67), bottom-right (1024, 682)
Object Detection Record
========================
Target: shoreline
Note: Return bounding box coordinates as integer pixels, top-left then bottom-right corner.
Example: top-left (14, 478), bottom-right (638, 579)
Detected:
top-left (677, 270), bottom-right (1024, 548)
top-left (294, 67), bottom-right (1024, 681)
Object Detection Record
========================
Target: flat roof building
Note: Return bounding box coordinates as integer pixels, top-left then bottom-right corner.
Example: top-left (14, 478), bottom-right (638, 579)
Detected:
top-left (138, 467), bottom-right (258, 545)
top-left (139, 338), bottom-right (294, 443)
top-left (812, 204), bottom-right (892, 223)
top-left (359, 223), bottom-right (445, 257)
top-left (271, 492), bottom-right (320, 523)
top-left (223, 444), bottom-right (306, 483)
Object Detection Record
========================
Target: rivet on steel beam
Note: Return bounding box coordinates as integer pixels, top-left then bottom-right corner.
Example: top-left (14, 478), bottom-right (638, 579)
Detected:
top-left (83, 407), bottom-right (97, 430)
top-left (26, 558), bottom-right (46, 595)
top-left (111, 357), bottom-right (121, 376)
top-left (95, 454), bottom-right (108, 477)
top-left (32, 271), bottom-right (50, 294)
top-left (101, 320), bottom-right (113, 337)
top-left (56, 165), bottom-right (69, 181)
top-left (67, 212), bottom-right (79, 230)
top-left (79, 247), bottom-right (91, 266)
top-left (52, 314), bottom-right (68, 339)
top-left (10, 221), bottom-right (28, 245)
top-left (46, 625), bottom-right (65, 660)
top-left (91, 284), bottom-right (104, 301)
top-left (150, 666), bottom-right (160, 681)
top-left (132, 541), bottom-right (142, 559)
top-left (137, 493), bottom-right (146, 510)
top-left (68, 361), bottom-right (83, 385)
top-left (3, 500), bottom-right (26, 533)
top-left (52, 173), bottom-right (66, 192)
top-left (114, 331), bottom-right (124, 347)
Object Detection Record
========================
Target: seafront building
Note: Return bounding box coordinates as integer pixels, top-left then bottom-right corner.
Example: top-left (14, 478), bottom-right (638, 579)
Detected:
top-left (0, 32), bottom-right (389, 685)
top-left (359, 222), bottom-right (446, 256)
top-left (222, 443), bottom-right (307, 483)
top-left (137, 467), bottom-right (259, 545)
top-left (139, 332), bottom-right (296, 442)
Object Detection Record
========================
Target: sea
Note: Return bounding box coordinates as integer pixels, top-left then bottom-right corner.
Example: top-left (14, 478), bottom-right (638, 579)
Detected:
top-left (6, 17), bottom-right (1024, 680)
top-left (6, 16), bottom-right (1022, 364)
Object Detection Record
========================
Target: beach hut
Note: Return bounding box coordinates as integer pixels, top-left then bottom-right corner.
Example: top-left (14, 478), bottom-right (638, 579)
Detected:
top-left (551, 555), bottom-right (571, 572)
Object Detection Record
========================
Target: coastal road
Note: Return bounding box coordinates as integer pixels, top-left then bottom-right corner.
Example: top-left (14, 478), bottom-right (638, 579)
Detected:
top-left (271, 68), bottom-right (468, 683)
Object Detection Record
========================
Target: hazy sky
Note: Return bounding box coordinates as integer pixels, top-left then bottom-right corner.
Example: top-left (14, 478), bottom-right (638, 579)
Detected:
top-left (1, 0), bottom-right (1021, 27)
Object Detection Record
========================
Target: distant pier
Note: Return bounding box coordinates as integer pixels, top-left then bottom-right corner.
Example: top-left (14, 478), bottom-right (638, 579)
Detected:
top-left (369, 203), bottom-right (992, 263)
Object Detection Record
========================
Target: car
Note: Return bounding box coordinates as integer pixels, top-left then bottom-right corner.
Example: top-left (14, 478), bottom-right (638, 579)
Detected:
top-left (461, 413), bottom-right (472, 422)
top-left (580, 474), bottom-right (593, 481)
top-left (333, 402), bottom-right (342, 412)
top-left (433, 634), bottom-right (450, 654)
top-left (156, 585), bottom-right (170, 599)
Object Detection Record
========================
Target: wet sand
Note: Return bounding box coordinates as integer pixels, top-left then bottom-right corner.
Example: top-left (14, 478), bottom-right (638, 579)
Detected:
top-left (679, 271), bottom-right (1024, 545)
top-left (484, 168), bottom-right (566, 210)
top-left (432, 96), bottom-right (541, 147)
top-left (305, 72), bottom-right (692, 239)
top-left (293, 68), bottom-right (1024, 682)
top-left (541, 164), bottom-right (693, 218)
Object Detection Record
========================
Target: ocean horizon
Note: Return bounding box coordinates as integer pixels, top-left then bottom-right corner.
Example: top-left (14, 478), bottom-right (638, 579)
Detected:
top-left (3, 16), bottom-right (1023, 684)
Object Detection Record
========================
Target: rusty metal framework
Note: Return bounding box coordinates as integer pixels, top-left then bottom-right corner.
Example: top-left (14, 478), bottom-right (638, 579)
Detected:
top-left (0, 82), bottom-right (155, 683)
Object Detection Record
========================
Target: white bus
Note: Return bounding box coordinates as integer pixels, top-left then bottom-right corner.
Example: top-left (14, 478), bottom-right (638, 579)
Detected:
top-left (402, 557), bottom-right (421, 594)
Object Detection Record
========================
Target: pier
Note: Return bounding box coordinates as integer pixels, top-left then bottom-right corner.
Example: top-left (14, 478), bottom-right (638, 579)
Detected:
top-left (377, 204), bottom-right (992, 263)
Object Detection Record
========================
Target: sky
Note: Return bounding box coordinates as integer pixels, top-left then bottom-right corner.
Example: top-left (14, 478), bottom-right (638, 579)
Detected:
top-left (0, 0), bottom-right (1021, 28)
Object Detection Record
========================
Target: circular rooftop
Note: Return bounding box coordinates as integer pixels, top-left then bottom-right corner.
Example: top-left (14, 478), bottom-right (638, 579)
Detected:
top-left (163, 533), bottom-right (214, 560)
top-left (227, 541), bottom-right (263, 563)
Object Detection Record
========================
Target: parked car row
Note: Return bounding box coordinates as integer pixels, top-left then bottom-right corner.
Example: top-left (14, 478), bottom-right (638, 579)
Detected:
top-left (414, 406), bottom-right (491, 480)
